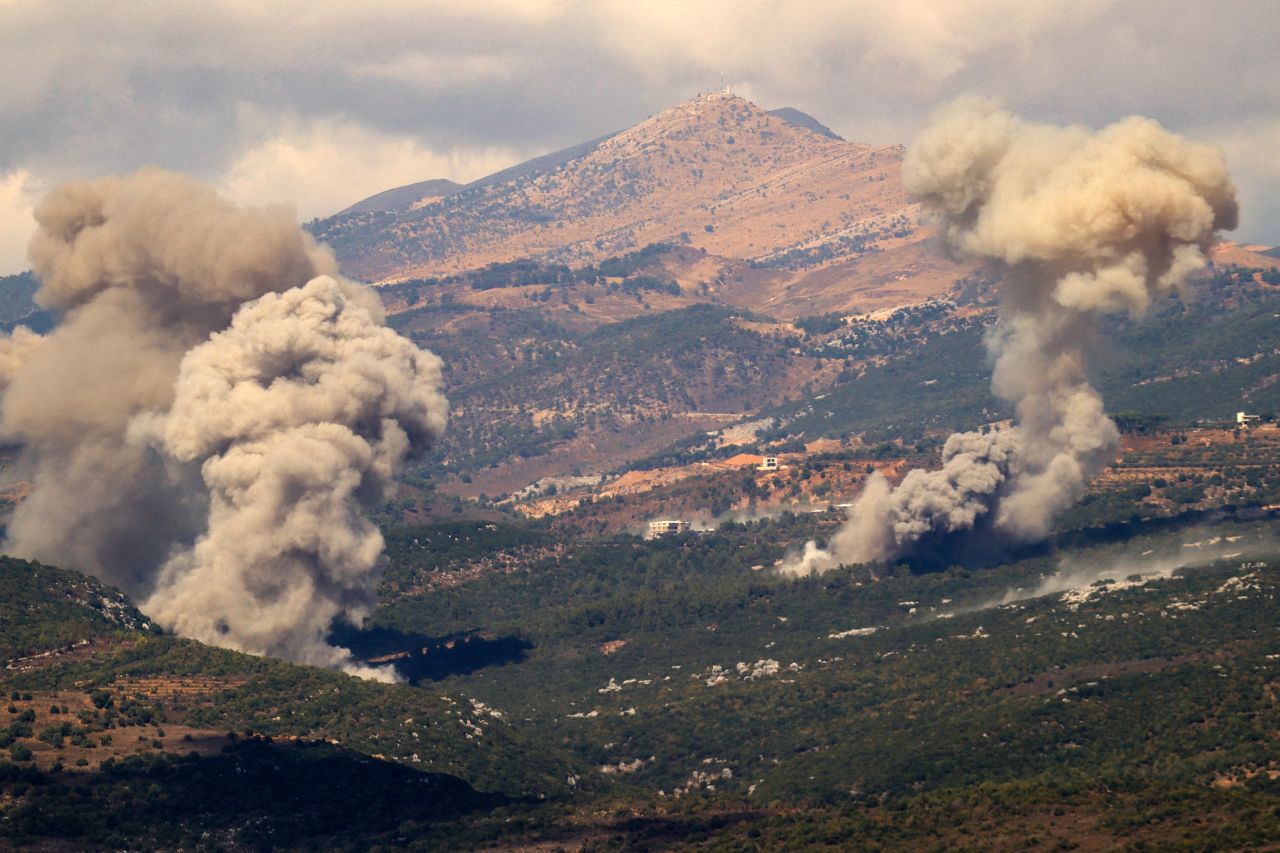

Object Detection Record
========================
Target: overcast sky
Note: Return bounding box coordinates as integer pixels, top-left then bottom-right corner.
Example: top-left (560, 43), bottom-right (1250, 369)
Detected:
top-left (2, 0), bottom-right (1277, 274)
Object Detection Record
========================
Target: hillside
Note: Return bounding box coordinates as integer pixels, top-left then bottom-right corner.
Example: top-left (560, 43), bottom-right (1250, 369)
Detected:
top-left (5, 115), bottom-right (1280, 849)
top-left (6, 504), bottom-right (1280, 848)
top-left (308, 92), bottom-right (943, 301)
top-left (393, 300), bottom-right (831, 497)
top-left (6, 255), bottom-right (1280, 513)
top-left (292, 93), bottom-right (985, 501)
top-left (0, 271), bottom-right (56, 333)
top-left (379, 263), bottom-right (1280, 506)
top-left (0, 555), bottom-right (577, 847)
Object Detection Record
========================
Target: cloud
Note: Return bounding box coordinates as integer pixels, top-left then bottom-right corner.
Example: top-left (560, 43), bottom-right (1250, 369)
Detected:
top-left (589, 0), bottom-right (1103, 95)
top-left (0, 0), bottom-right (1278, 277)
top-left (1, 170), bottom-right (448, 677)
top-left (1202, 119), bottom-right (1280, 248)
top-left (0, 170), bottom-right (40, 273)
top-left (351, 53), bottom-right (521, 91)
top-left (218, 117), bottom-right (524, 220)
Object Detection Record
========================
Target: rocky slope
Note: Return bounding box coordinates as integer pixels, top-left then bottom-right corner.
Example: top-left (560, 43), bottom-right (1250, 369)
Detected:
top-left (309, 91), bottom-right (944, 315)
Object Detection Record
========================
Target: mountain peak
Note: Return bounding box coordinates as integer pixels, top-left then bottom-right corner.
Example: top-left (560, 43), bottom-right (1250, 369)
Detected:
top-left (312, 92), bottom-right (911, 282)
top-left (327, 93), bottom-right (843, 220)
top-left (603, 91), bottom-right (844, 156)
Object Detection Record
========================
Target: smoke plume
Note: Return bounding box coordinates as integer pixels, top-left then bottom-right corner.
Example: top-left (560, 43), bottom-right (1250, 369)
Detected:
top-left (0, 171), bottom-right (447, 678)
top-left (783, 99), bottom-right (1236, 576)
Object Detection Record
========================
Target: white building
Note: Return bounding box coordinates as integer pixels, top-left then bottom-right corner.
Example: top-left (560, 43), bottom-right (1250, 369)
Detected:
top-left (1237, 411), bottom-right (1261, 428)
top-left (757, 455), bottom-right (779, 471)
top-left (648, 519), bottom-right (691, 537)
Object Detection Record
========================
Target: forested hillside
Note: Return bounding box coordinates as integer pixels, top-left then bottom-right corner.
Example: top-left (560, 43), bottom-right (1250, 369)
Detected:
top-left (8, 498), bottom-right (1278, 848)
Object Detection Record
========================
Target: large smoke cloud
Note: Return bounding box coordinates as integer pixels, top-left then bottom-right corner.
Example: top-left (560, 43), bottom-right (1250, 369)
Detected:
top-left (0, 171), bottom-right (447, 678)
top-left (784, 99), bottom-right (1237, 576)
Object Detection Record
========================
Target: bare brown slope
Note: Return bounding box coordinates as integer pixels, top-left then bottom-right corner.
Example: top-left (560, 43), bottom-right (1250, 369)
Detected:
top-left (724, 237), bottom-right (976, 319)
top-left (1211, 241), bottom-right (1280, 271)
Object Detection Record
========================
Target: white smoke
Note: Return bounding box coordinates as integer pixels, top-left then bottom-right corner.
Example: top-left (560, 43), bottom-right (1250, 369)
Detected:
top-left (944, 528), bottom-right (1272, 618)
top-left (0, 171), bottom-right (448, 678)
top-left (783, 99), bottom-right (1237, 576)
top-left (0, 327), bottom-right (45, 387)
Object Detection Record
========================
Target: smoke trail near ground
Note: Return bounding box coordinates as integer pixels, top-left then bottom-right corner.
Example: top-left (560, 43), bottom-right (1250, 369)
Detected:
top-left (783, 99), bottom-right (1236, 576)
top-left (0, 171), bottom-right (447, 678)
top-left (941, 528), bottom-right (1274, 619)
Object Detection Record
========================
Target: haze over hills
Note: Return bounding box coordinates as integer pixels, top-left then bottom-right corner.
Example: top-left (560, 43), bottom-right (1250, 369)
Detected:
top-left (309, 91), bottom-right (953, 318)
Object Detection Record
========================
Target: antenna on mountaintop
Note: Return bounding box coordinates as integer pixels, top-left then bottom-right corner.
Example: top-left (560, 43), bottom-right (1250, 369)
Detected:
top-left (720, 73), bottom-right (730, 95)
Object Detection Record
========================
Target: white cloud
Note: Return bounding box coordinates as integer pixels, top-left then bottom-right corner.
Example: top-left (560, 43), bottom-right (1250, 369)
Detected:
top-left (351, 53), bottom-right (520, 91)
top-left (218, 118), bottom-right (524, 220)
top-left (587, 0), bottom-right (1109, 96)
top-left (0, 169), bottom-right (41, 275)
top-left (1201, 119), bottom-right (1280, 244)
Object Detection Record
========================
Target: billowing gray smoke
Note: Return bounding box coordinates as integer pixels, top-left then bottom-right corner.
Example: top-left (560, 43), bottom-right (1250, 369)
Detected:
top-left (0, 171), bottom-right (447, 678)
top-left (783, 99), bottom-right (1237, 576)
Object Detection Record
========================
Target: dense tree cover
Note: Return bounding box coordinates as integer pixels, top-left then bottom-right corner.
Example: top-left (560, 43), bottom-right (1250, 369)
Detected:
top-left (3, 507), bottom-right (1280, 847)
top-left (0, 556), bottom-right (155, 661)
top-left (793, 311), bottom-right (847, 336)
top-left (290, 509), bottom-right (1280, 848)
top-left (374, 243), bottom-right (684, 296)
top-left (756, 269), bottom-right (1280, 447)
top-left (401, 303), bottom-right (797, 473)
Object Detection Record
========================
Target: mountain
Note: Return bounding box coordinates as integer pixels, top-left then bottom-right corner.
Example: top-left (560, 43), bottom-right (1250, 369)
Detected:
top-left (305, 96), bottom-right (1280, 504)
top-left (309, 92), bottom-right (940, 306)
top-left (383, 262), bottom-right (1280, 504)
top-left (333, 105), bottom-right (843, 223)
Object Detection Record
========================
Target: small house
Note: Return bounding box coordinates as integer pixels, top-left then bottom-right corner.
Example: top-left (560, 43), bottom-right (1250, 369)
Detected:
top-left (648, 519), bottom-right (691, 537)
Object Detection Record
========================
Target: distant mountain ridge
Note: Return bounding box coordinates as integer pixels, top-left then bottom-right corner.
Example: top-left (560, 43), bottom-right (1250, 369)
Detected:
top-left (337, 178), bottom-right (463, 215)
top-left (766, 107), bottom-right (843, 140)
